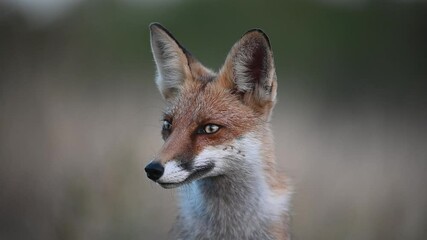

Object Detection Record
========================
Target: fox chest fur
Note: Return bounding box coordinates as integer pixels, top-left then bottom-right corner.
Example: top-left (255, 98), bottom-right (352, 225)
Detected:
top-left (144, 23), bottom-right (291, 240)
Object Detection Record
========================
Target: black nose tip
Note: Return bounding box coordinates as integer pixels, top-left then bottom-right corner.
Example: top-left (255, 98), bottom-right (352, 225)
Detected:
top-left (145, 161), bottom-right (164, 181)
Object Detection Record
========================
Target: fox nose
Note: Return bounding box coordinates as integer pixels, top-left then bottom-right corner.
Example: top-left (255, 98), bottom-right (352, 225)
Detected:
top-left (145, 161), bottom-right (164, 181)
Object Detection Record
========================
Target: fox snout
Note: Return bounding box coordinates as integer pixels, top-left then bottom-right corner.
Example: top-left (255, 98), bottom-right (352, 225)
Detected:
top-left (144, 161), bottom-right (164, 181)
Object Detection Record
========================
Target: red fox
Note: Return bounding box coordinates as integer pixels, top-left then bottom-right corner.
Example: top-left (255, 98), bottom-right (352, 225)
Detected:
top-left (145, 23), bottom-right (291, 240)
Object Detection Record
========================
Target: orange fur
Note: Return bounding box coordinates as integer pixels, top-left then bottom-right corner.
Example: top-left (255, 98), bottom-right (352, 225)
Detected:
top-left (146, 23), bottom-right (291, 240)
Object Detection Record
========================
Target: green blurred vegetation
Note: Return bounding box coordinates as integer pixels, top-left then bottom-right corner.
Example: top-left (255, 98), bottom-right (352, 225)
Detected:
top-left (3, 0), bottom-right (426, 91)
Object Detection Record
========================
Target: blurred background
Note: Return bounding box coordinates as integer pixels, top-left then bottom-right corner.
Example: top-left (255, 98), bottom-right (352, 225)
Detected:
top-left (1, 0), bottom-right (426, 239)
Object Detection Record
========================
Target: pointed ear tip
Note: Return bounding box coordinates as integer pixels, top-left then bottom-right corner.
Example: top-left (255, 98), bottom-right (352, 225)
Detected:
top-left (243, 28), bottom-right (272, 48)
top-left (149, 22), bottom-right (168, 35)
top-left (149, 22), bottom-right (160, 30)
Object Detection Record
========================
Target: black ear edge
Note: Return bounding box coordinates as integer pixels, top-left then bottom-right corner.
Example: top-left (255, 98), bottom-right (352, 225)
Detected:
top-left (149, 22), bottom-right (194, 58)
top-left (243, 28), bottom-right (272, 50)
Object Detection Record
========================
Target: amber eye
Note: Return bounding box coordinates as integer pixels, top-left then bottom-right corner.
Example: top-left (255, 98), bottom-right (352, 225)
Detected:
top-left (162, 120), bottom-right (172, 130)
top-left (203, 124), bottom-right (220, 134)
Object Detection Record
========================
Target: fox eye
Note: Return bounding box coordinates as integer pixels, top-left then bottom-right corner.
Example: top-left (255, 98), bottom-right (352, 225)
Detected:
top-left (162, 120), bottom-right (172, 130)
top-left (200, 124), bottom-right (220, 134)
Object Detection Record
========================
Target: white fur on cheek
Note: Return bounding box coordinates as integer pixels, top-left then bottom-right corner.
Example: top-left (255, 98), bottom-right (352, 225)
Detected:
top-left (193, 146), bottom-right (228, 177)
top-left (193, 133), bottom-right (262, 177)
top-left (158, 161), bottom-right (190, 184)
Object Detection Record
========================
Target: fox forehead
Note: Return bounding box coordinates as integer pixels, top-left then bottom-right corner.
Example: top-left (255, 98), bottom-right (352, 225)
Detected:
top-left (164, 80), bottom-right (261, 133)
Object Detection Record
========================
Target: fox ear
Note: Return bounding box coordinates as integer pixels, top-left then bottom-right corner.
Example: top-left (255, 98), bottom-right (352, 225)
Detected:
top-left (150, 23), bottom-right (192, 100)
top-left (219, 29), bottom-right (277, 119)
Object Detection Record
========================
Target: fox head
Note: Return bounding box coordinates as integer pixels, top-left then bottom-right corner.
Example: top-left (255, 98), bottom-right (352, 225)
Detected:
top-left (145, 23), bottom-right (278, 188)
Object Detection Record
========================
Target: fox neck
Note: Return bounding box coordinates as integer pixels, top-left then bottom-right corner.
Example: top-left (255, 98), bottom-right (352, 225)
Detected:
top-left (177, 129), bottom-right (285, 238)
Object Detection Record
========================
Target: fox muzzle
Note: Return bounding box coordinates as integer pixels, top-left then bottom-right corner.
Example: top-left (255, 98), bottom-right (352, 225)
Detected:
top-left (145, 161), bottom-right (164, 181)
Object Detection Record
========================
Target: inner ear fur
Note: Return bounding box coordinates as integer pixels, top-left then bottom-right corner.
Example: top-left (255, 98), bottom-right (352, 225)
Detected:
top-left (150, 23), bottom-right (215, 100)
top-left (218, 29), bottom-right (277, 117)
